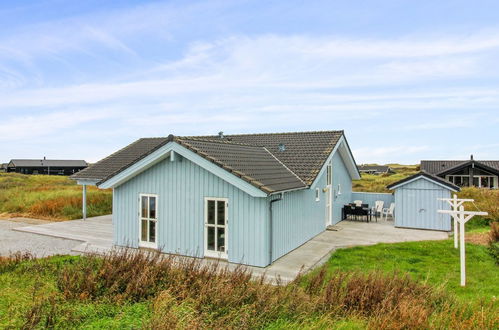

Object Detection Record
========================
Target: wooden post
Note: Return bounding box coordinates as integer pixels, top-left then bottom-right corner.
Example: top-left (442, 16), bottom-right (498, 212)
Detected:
top-left (82, 184), bottom-right (87, 220)
top-left (453, 194), bottom-right (458, 249)
top-left (459, 205), bottom-right (466, 286)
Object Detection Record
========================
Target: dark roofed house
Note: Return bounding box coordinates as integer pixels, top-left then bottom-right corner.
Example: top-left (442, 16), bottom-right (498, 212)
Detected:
top-left (7, 158), bottom-right (88, 175)
top-left (421, 155), bottom-right (499, 189)
top-left (71, 130), bottom-right (360, 267)
top-left (357, 165), bottom-right (395, 175)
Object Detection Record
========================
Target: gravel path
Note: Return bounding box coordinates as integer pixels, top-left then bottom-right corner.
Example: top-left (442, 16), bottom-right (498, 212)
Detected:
top-left (0, 218), bottom-right (82, 257)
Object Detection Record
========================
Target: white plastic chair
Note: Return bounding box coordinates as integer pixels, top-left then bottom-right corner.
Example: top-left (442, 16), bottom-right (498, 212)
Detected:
top-left (353, 200), bottom-right (362, 207)
top-left (381, 203), bottom-right (395, 221)
top-left (372, 201), bottom-right (384, 220)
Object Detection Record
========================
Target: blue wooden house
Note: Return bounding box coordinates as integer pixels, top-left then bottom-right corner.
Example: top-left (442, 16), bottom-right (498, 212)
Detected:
top-left (72, 131), bottom-right (360, 267)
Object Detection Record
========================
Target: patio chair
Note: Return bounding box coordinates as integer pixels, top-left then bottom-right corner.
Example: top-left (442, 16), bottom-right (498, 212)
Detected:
top-left (353, 200), bottom-right (362, 207)
top-left (381, 202), bottom-right (395, 221)
top-left (372, 201), bottom-right (384, 221)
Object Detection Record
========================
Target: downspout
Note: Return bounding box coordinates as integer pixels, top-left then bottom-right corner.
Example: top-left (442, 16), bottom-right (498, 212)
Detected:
top-left (269, 193), bottom-right (283, 265)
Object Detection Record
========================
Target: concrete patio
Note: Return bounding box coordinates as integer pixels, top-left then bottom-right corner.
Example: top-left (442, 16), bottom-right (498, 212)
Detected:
top-left (12, 215), bottom-right (448, 282)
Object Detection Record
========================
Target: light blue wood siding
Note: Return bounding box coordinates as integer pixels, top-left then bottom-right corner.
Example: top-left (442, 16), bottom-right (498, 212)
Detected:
top-left (332, 151), bottom-right (353, 224)
top-left (393, 178), bottom-right (452, 231)
top-left (269, 150), bottom-right (353, 261)
top-left (113, 155), bottom-right (269, 267)
top-left (351, 192), bottom-right (394, 208)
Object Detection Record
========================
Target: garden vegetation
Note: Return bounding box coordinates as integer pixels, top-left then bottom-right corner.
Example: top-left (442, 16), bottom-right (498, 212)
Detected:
top-left (0, 249), bottom-right (497, 329)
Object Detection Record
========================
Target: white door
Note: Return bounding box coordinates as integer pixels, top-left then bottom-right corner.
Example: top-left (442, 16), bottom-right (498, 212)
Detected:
top-left (325, 163), bottom-right (333, 226)
top-left (139, 194), bottom-right (158, 249)
top-left (204, 198), bottom-right (228, 259)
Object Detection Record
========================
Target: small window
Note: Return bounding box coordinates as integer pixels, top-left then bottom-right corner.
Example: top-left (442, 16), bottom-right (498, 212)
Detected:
top-left (315, 188), bottom-right (320, 202)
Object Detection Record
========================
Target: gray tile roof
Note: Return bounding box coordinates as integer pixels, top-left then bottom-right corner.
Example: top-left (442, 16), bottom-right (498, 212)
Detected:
top-left (421, 160), bottom-right (499, 175)
top-left (9, 159), bottom-right (87, 167)
top-left (71, 130), bottom-right (345, 194)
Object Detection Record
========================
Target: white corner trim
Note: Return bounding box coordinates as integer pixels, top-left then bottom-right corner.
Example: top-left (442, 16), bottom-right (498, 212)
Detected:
top-left (98, 142), bottom-right (268, 197)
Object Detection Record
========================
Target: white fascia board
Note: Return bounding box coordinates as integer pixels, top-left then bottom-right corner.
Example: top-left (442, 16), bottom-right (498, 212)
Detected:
top-left (310, 135), bottom-right (361, 189)
top-left (389, 176), bottom-right (459, 192)
top-left (75, 179), bottom-right (100, 186)
top-left (98, 142), bottom-right (268, 198)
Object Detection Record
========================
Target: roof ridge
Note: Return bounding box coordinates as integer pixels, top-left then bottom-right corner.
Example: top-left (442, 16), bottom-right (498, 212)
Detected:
top-left (263, 147), bottom-right (308, 187)
top-left (178, 137), bottom-right (262, 148)
top-left (205, 130), bottom-right (344, 137)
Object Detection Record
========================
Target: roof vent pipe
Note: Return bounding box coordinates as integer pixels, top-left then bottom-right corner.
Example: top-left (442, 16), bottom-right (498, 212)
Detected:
top-left (218, 131), bottom-right (224, 139)
top-left (470, 154), bottom-right (474, 161)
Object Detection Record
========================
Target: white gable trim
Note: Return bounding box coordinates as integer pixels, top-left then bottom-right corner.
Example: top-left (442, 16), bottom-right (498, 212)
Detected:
top-left (388, 175), bottom-right (459, 192)
top-left (97, 142), bottom-right (268, 197)
top-left (310, 135), bottom-right (361, 189)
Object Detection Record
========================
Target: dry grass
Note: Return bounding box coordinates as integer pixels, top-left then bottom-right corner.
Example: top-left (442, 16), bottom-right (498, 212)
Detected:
top-left (51, 249), bottom-right (498, 329)
top-left (0, 172), bottom-right (111, 220)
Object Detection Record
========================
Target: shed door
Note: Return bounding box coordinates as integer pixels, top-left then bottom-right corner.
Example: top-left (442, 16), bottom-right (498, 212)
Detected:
top-left (398, 188), bottom-right (450, 231)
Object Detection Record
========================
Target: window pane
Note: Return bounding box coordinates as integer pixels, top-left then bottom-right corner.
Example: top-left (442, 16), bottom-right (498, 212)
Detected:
top-left (473, 177), bottom-right (479, 187)
top-left (462, 176), bottom-right (469, 186)
top-left (217, 201), bottom-right (225, 225)
top-left (149, 221), bottom-right (156, 243)
top-left (141, 196), bottom-right (148, 218)
top-left (141, 220), bottom-right (148, 241)
top-left (207, 226), bottom-right (215, 251)
top-left (207, 200), bottom-right (215, 224)
top-left (217, 227), bottom-right (225, 252)
top-left (481, 177), bottom-right (489, 188)
top-left (149, 197), bottom-right (156, 219)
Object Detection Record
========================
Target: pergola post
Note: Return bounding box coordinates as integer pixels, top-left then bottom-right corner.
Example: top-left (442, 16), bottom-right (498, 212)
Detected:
top-left (82, 184), bottom-right (87, 220)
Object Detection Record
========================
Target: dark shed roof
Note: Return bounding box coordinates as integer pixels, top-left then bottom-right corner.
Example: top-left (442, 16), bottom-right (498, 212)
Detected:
top-left (387, 171), bottom-right (460, 191)
top-left (8, 159), bottom-right (87, 167)
top-left (421, 160), bottom-right (499, 175)
top-left (72, 131), bottom-right (346, 194)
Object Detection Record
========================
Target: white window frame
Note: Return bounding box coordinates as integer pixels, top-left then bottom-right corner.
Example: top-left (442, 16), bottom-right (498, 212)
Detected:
top-left (315, 188), bottom-right (320, 202)
top-left (139, 193), bottom-right (158, 249)
top-left (204, 197), bottom-right (228, 259)
top-left (325, 162), bottom-right (333, 226)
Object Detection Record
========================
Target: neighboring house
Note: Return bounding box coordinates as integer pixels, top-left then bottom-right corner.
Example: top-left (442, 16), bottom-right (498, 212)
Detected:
top-left (421, 155), bottom-right (499, 189)
top-left (0, 163), bottom-right (7, 172)
top-left (7, 158), bottom-right (88, 175)
top-left (357, 165), bottom-right (395, 175)
top-left (71, 131), bottom-right (360, 267)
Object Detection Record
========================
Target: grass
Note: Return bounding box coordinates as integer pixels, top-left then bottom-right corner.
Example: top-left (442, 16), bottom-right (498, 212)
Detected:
top-left (352, 164), bottom-right (419, 193)
top-left (0, 172), bottom-right (112, 220)
top-left (320, 240), bottom-right (498, 301)
top-left (0, 247), bottom-right (497, 329)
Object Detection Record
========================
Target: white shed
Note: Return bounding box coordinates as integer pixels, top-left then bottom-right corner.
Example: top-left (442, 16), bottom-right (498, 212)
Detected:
top-left (387, 172), bottom-right (460, 231)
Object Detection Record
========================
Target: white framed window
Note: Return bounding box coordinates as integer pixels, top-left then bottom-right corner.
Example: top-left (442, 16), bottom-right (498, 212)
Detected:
top-left (315, 188), bottom-right (320, 202)
top-left (139, 194), bottom-right (158, 249)
top-left (204, 197), bottom-right (228, 259)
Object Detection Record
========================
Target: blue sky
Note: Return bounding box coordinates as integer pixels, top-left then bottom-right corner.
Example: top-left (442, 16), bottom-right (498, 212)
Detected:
top-left (1, 0), bottom-right (498, 164)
